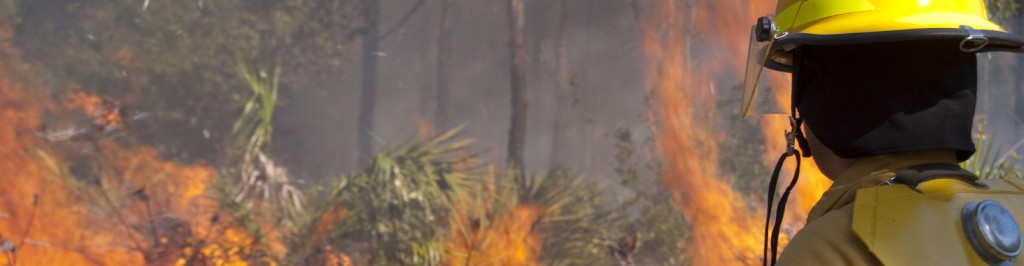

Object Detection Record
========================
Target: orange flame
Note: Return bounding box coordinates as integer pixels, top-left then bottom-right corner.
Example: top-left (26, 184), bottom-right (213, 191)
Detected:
top-left (644, 0), bottom-right (830, 264)
top-left (445, 175), bottom-right (543, 266)
top-left (644, 1), bottom-right (762, 264)
top-left (0, 26), bottom-right (271, 266)
top-left (446, 204), bottom-right (543, 265)
top-left (64, 92), bottom-right (126, 131)
top-left (416, 115), bottom-right (436, 139)
top-left (760, 114), bottom-right (832, 224)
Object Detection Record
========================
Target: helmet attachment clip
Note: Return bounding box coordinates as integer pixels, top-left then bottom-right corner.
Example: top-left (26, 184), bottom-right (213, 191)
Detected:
top-left (960, 25), bottom-right (989, 52)
top-left (784, 116), bottom-right (799, 156)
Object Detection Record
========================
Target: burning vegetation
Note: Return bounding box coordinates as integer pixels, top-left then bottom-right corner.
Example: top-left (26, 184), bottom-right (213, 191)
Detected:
top-left (0, 37), bottom-right (266, 264)
top-left (643, 0), bottom-right (832, 264)
top-left (0, 0), bottom-right (917, 265)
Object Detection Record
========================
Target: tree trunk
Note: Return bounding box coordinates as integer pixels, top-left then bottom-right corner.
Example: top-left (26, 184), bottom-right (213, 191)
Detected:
top-left (436, 0), bottom-right (453, 129)
top-left (550, 0), bottom-right (571, 168)
top-left (358, 0), bottom-right (380, 164)
top-left (507, 0), bottom-right (528, 171)
top-left (1014, 8), bottom-right (1024, 127)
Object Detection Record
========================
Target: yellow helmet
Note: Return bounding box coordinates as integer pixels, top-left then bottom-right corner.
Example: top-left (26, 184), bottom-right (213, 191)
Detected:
top-left (763, 0), bottom-right (1024, 71)
top-left (741, 0), bottom-right (1024, 117)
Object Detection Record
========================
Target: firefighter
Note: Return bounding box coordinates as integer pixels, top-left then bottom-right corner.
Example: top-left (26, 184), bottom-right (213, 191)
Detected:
top-left (744, 1), bottom-right (1024, 265)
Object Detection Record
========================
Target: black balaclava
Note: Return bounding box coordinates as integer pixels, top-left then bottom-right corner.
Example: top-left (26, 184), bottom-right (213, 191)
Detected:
top-left (793, 40), bottom-right (978, 162)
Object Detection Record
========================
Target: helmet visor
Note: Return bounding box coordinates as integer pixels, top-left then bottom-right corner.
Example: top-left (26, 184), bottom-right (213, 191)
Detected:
top-left (742, 25), bottom-right (788, 118)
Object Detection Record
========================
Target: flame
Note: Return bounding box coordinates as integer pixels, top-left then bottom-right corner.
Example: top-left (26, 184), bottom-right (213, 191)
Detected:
top-left (0, 25), bottom-right (271, 266)
top-left (446, 204), bottom-right (543, 265)
top-left (64, 92), bottom-right (126, 131)
top-left (416, 115), bottom-right (436, 139)
top-left (490, 205), bottom-right (543, 264)
top-left (760, 114), bottom-right (832, 224)
top-left (445, 175), bottom-right (543, 266)
top-left (644, 1), bottom-right (762, 264)
top-left (644, 0), bottom-right (830, 264)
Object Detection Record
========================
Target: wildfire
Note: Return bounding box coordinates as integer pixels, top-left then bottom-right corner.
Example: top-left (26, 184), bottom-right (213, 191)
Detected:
top-left (644, 0), bottom-right (830, 264)
top-left (644, 0), bottom-right (761, 264)
top-left (0, 25), bottom-right (272, 266)
top-left (445, 175), bottom-right (544, 266)
top-left (447, 204), bottom-right (543, 265)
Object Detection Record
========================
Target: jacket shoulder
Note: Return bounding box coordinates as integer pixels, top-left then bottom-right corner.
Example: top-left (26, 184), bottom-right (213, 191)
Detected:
top-left (852, 178), bottom-right (1024, 266)
top-left (777, 204), bottom-right (881, 266)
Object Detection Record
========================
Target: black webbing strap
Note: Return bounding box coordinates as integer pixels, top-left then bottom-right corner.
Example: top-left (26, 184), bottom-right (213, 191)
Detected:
top-left (893, 163), bottom-right (981, 190)
top-left (763, 116), bottom-right (805, 266)
top-left (762, 153), bottom-right (787, 266)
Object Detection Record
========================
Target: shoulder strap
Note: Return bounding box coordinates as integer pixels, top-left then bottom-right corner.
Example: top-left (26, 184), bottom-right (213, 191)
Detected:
top-left (893, 163), bottom-right (983, 190)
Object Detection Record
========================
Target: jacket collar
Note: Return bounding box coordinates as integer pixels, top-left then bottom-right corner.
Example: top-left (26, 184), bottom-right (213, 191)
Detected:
top-left (804, 150), bottom-right (958, 223)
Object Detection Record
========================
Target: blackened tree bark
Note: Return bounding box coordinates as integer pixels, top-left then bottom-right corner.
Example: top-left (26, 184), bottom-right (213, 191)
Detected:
top-left (507, 0), bottom-right (528, 171)
top-left (436, 0), bottom-right (454, 129)
top-left (358, 0), bottom-right (380, 164)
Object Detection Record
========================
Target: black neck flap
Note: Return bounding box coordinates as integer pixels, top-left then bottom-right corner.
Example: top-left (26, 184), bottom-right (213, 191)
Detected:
top-left (793, 40), bottom-right (978, 162)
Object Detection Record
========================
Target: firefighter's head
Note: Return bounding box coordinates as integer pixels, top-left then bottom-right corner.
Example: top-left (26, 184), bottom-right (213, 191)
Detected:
top-left (744, 0), bottom-right (1024, 176)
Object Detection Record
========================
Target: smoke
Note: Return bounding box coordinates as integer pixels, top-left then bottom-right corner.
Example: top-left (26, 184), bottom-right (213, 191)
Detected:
top-left (275, 0), bottom-right (652, 180)
top-left (978, 53), bottom-right (1024, 160)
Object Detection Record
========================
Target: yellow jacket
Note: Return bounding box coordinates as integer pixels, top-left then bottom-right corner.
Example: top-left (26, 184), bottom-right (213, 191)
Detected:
top-left (777, 150), bottom-right (1024, 265)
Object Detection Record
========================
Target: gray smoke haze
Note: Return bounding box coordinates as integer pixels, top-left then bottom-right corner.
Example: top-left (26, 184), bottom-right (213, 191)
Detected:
top-left (273, 0), bottom-right (1024, 182)
top-left (276, 0), bottom-right (652, 180)
top-left (979, 53), bottom-right (1024, 161)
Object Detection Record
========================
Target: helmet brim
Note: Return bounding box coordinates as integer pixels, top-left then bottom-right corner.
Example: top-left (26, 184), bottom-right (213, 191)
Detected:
top-left (765, 29), bottom-right (1024, 72)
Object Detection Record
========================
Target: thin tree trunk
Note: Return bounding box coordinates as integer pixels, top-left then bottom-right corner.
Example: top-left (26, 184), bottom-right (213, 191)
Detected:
top-left (550, 0), bottom-right (571, 168)
top-left (358, 0), bottom-right (380, 164)
top-left (1014, 9), bottom-right (1024, 126)
top-left (507, 0), bottom-right (528, 171)
top-left (436, 0), bottom-right (453, 129)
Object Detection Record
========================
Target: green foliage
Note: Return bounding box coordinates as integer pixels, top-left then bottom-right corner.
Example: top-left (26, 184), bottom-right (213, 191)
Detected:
top-left (226, 59), bottom-right (308, 232)
top-left (961, 125), bottom-right (1023, 179)
top-left (608, 128), bottom-right (689, 266)
top-left (148, 123), bottom-right (697, 265)
top-left (331, 126), bottom-right (474, 265)
top-left (538, 128), bottom-right (690, 266)
top-left (986, 0), bottom-right (1021, 24)
top-left (9, 0), bottom-right (355, 161)
top-left (205, 126), bottom-right (475, 265)
top-left (0, 0), bottom-right (17, 23)
top-left (537, 169), bottom-right (622, 266)
top-left (231, 61), bottom-right (280, 164)
top-left (443, 170), bottom-right (518, 265)
top-left (719, 116), bottom-right (770, 195)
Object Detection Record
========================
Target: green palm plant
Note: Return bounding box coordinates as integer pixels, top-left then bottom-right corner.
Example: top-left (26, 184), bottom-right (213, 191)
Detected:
top-left (325, 125), bottom-right (475, 265)
top-left (228, 56), bottom-right (305, 224)
top-left (444, 170), bottom-right (517, 266)
top-left (534, 169), bottom-right (624, 266)
top-left (447, 166), bottom-right (613, 266)
top-left (207, 126), bottom-right (476, 265)
top-left (209, 123), bottom-right (695, 265)
top-left (961, 124), bottom-right (1023, 180)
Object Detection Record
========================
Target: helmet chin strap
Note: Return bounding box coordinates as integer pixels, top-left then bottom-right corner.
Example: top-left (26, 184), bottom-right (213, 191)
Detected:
top-left (762, 114), bottom-right (808, 266)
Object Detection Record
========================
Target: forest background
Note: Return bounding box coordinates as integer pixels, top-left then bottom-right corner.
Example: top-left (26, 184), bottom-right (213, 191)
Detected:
top-left (0, 0), bottom-right (1022, 265)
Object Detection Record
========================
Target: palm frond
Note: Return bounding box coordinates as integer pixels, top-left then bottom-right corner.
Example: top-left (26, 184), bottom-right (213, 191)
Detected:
top-left (225, 57), bottom-right (306, 227)
top-left (322, 126), bottom-right (477, 265)
top-left (961, 124), bottom-right (1024, 179)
